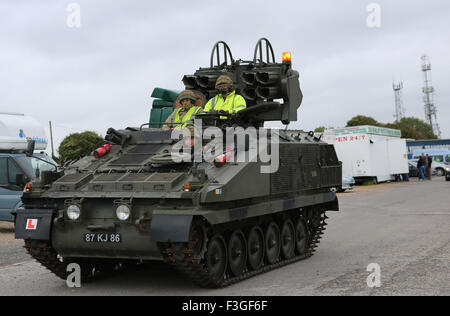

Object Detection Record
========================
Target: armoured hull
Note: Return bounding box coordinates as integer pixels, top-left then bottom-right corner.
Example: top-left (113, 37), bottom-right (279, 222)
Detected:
top-left (18, 129), bottom-right (340, 254)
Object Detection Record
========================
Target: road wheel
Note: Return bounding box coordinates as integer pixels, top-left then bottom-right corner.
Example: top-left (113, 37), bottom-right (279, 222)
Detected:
top-left (247, 226), bottom-right (264, 271)
top-left (295, 217), bottom-right (309, 256)
top-left (280, 219), bottom-right (295, 259)
top-left (436, 168), bottom-right (444, 176)
top-left (205, 234), bottom-right (227, 282)
top-left (265, 222), bottom-right (281, 265)
top-left (227, 230), bottom-right (247, 277)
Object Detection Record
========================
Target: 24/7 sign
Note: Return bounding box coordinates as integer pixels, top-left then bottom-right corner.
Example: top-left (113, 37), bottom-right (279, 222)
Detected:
top-left (336, 135), bottom-right (367, 143)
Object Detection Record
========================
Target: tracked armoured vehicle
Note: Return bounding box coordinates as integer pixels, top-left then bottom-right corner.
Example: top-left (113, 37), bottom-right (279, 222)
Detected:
top-left (14, 39), bottom-right (341, 288)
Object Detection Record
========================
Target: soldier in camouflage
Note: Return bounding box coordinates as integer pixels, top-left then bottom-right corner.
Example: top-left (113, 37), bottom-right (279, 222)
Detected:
top-left (203, 75), bottom-right (246, 115)
top-left (163, 90), bottom-right (202, 131)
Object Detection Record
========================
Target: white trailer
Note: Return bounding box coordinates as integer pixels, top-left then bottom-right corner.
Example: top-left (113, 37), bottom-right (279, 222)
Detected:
top-left (323, 126), bottom-right (408, 183)
top-left (0, 112), bottom-right (48, 151)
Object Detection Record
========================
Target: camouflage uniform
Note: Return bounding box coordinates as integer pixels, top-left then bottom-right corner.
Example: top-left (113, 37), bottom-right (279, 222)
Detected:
top-left (203, 75), bottom-right (246, 114)
top-left (163, 90), bottom-right (201, 134)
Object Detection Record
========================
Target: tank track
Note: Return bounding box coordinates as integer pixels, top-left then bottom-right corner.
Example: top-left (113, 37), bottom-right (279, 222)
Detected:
top-left (23, 210), bottom-right (328, 288)
top-left (161, 210), bottom-right (328, 288)
top-left (24, 240), bottom-right (69, 280)
top-left (23, 240), bottom-right (134, 282)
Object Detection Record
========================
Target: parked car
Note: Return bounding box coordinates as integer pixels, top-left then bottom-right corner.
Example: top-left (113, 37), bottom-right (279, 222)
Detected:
top-left (408, 161), bottom-right (419, 177)
top-left (433, 161), bottom-right (450, 176)
top-left (408, 159), bottom-right (450, 177)
top-left (339, 175), bottom-right (355, 192)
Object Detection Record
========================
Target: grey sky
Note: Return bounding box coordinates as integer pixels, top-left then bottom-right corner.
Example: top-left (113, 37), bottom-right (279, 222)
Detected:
top-left (1, 0), bottom-right (449, 155)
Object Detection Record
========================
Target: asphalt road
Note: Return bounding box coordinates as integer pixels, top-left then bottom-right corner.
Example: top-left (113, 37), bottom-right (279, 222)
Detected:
top-left (0, 177), bottom-right (449, 296)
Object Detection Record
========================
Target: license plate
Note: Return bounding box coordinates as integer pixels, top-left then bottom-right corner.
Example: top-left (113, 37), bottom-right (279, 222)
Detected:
top-left (84, 233), bottom-right (121, 243)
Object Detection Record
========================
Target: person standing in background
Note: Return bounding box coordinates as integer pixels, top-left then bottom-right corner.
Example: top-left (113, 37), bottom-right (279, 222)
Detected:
top-left (417, 154), bottom-right (427, 181)
top-left (426, 154), bottom-right (432, 180)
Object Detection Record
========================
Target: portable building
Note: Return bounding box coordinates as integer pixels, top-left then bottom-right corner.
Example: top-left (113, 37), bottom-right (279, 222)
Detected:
top-left (323, 125), bottom-right (408, 183)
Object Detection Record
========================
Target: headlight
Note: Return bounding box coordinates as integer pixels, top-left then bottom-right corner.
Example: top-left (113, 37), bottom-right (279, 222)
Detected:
top-left (116, 205), bottom-right (131, 221)
top-left (67, 205), bottom-right (81, 220)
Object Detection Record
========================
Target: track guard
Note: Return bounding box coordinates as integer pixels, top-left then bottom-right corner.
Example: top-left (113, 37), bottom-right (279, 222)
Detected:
top-left (14, 209), bottom-right (53, 240)
top-left (327, 197), bottom-right (339, 211)
top-left (150, 215), bottom-right (193, 242)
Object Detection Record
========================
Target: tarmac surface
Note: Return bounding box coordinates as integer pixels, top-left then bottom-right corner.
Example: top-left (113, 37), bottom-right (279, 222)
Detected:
top-left (0, 177), bottom-right (448, 296)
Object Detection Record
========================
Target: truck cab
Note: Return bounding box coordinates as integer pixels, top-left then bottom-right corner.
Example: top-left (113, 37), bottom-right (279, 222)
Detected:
top-left (0, 112), bottom-right (54, 222)
top-left (0, 152), bottom-right (56, 222)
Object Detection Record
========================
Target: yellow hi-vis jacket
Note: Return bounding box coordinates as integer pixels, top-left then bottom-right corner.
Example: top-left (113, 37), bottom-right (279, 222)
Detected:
top-left (172, 106), bottom-right (202, 129)
top-left (203, 91), bottom-right (246, 114)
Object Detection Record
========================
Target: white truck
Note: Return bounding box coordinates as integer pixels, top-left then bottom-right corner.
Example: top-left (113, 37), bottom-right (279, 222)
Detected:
top-left (323, 125), bottom-right (409, 183)
top-left (0, 113), bottom-right (56, 221)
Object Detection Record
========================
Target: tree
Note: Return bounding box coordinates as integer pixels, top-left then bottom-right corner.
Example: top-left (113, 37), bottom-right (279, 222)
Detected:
top-left (314, 126), bottom-right (326, 133)
top-left (346, 115), bottom-right (381, 127)
top-left (398, 117), bottom-right (437, 139)
top-left (345, 115), bottom-right (437, 140)
top-left (58, 131), bottom-right (104, 163)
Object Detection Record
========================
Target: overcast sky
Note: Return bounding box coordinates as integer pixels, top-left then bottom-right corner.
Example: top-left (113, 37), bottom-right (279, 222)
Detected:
top-left (1, 0), bottom-right (449, 155)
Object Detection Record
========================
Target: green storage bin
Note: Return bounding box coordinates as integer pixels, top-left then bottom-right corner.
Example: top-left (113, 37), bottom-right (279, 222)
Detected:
top-left (151, 88), bottom-right (180, 102)
top-left (152, 99), bottom-right (175, 109)
top-left (161, 107), bottom-right (174, 125)
top-left (149, 108), bottom-right (162, 128)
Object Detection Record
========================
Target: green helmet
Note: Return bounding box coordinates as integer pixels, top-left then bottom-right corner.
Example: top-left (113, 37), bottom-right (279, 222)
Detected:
top-left (178, 90), bottom-right (197, 103)
top-left (215, 75), bottom-right (233, 89)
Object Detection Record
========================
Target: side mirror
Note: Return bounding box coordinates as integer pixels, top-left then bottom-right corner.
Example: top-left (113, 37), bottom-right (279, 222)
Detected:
top-left (26, 140), bottom-right (35, 157)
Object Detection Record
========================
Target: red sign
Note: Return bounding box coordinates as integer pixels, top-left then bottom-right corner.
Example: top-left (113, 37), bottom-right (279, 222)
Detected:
top-left (336, 135), bottom-right (366, 143)
top-left (26, 219), bottom-right (38, 230)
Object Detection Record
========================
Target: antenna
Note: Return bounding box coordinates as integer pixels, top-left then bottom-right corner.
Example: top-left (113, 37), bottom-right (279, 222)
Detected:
top-left (421, 55), bottom-right (441, 137)
top-left (392, 81), bottom-right (404, 122)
